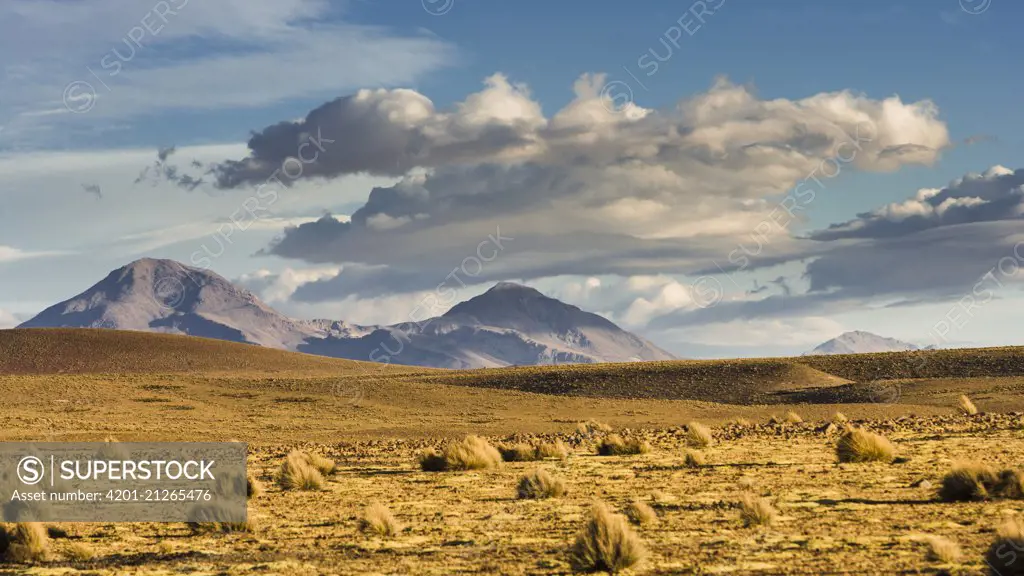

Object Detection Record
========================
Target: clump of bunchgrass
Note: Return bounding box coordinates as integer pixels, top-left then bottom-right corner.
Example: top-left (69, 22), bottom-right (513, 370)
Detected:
top-left (276, 450), bottom-right (325, 490)
top-left (359, 502), bottom-right (401, 537)
top-left (683, 449), bottom-right (705, 468)
top-left (924, 535), bottom-right (961, 564)
top-left (303, 452), bottom-right (336, 476)
top-left (418, 435), bottom-right (502, 472)
top-left (684, 421), bottom-right (713, 448)
top-left (577, 420), bottom-right (613, 434)
top-left (738, 494), bottom-right (777, 527)
top-left (958, 394), bottom-right (978, 415)
top-left (517, 469), bottom-right (567, 499)
top-left (784, 411), bottom-right (804, 424)
top-left (938, 462), bottom-right (999, 502)
top-left (2, 522), bottom-right (50, 563)
top-left (986, 520), bottom-right (1024, 576)
top-left (836, 427), bottom-right (895, 463)
top-left (500, 443), bottom-right (541, 462)
top-left (624, 500), bottom-right (658, 527)
top-left (596, 434), bottom-right (651, 456)
top-left (569, 502), bottom-right (646, 573)
top-left (535, 439), bottom-right (570, 460)
top-left (65, 542), bottom-right (96, 561)
top-left (833, 412), bottom-right (849, 423)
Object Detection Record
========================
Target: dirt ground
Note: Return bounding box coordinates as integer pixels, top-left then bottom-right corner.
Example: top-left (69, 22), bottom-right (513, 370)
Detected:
top-left (1, 412), bottom-right (1021, 575)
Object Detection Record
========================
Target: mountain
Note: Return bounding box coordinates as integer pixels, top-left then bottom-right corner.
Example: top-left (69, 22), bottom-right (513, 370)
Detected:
top-left (804, 331), bottom-right (919, 356)
top-left (19, 259), bottom-right (321, 349)
top-left (18, 259), bottom-right (676, 369)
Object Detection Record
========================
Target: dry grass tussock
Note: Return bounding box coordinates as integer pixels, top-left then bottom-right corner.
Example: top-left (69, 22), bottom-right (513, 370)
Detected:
top-left (784, 411), bottom-right (803, 424)
top-left (577, 419), bottom-right (613, 434)
top-left (987, 520), bottom-right (1024, 576)
top-left (624, 500), bottom-right (658, 526)
top-left (419, 435), bottom-right (502, 471)
top-left (833, 411), bottom-right (848, 423)
top-left (276, 450), bottom-right (325, 490)
top-left (958, 394), bottom-right (979, 415)
top-left (535, 439), bottom-right (570, 460)
top-left (684, 421), bottom-right (713, 447)
top-left (359, 502), bottom-right (401, 537)
top-left (597, 434), bottom-right (651, 456)
top-left (569, 502), bottom-right (646, 573)
top-left (924, 535), bottom-right (961, 564)
top-left (939, 462), bottom-right (1024, 501)
top-left (1, 522), bottom-right (50, 563)
top-left (683, 449), bottom-right (705, 468)
top-left (499, 443), bottom-right (540, 462)
top-left (836, 427), bottom-right (895, 463)
top-left (738, 493), bottom-right (777, 527)
top-left (729, 416), bottom-right (752, 427)
top-left (65, 542), bottom-right (96, 561)
top-left (517, 469), bottom-right (567, 499)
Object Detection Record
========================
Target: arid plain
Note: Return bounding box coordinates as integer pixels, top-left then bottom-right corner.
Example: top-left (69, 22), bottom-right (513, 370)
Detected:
top-left (1, 328), bottom-right (1023, 575)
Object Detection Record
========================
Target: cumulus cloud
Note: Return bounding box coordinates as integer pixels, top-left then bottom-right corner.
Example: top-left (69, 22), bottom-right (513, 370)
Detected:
top-left (237, 265), bottom-right (342, 304)
top-left (178, 73), bottom-right (949, 300)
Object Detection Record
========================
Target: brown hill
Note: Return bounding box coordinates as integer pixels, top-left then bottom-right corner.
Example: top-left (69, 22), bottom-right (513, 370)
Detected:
top-left (0, 328), bottom-right (431, 376)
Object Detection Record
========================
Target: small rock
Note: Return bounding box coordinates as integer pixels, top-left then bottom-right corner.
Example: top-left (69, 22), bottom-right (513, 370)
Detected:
top-left (910, 478), bottom-right (932, 489)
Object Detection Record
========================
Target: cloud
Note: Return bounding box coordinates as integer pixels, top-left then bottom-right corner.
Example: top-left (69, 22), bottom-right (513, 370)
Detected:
top-left (0, 309), bottom-right (18, 329)
top-left (0, 0), bottom-right (457, 148)
top-left (236, 265), bottom-right (342, 304)
top-left (650, 166), bottom-right (1024, 329)
top-left (0, 245), bottom-right (68, 263)
top-left (811, 166), bottom-right (1024, 241)
top-left (213, 74), bottom-right (948, 300)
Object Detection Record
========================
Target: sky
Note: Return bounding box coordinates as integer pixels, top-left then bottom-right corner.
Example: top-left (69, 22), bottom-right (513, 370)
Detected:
top-left (1, 0), bottom-right (1022, 358)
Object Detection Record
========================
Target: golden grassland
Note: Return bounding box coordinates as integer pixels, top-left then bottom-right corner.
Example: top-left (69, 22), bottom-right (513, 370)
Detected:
top-left (2, 329), bottom-right (1024, 573)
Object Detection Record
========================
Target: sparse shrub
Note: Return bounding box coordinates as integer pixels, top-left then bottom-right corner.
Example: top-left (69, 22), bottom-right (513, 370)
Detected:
top-left (2, 522), bottom-right (49, 563)
top-left (597, 434), bottom-right (651, 456)
top-left (768, 414), bottom-right (782, 425)
top-left (939, 462), bottom-right (999, 502)
top-left (729, 417), bottom-right (752, 427)
top-left (784, 411), bottom-right (804, 424)
top-left (577, 420), bottom-right (613, 434)
top-left (683, 449), bottom-right (705, 468)
top-left (569, 502), bottom-right (646, 573)
top-left (685, 421), bottom-right (713, 448)
top-left (359, 502), bottom-right (400, 537)
top-left (737, 476), bottom-right (756, 491)
top-left (517, 469), bottom-right (567, 499)
top-left (276, 451), bottom-right (325, 490)
top-left (958, 394), bottom-right (978, 416)
top-left (624, 500), bottom-right (658, 526)
top-left (65, 542), bottom-right (95, 561)
top-left (986, 520), bottom-right (1024, 576)
top-left (836, 428), bottom-right (895, 463)
top-left (738, 494), bottom-right (776, 527)
top-left (500, 443), bottom-right (540, 462)
top-left (536, 439), bottom-right (570, 460)
top-left (418, 435), bottom-right (502, 471)
top-left (833, 412), bottom-right (849, 423)
top-left (924, 535), bottom-right (961, 564)
top-left (304, 452), bottom-right (336, 476)
top-left (157, 541), bottom-right (174, 554)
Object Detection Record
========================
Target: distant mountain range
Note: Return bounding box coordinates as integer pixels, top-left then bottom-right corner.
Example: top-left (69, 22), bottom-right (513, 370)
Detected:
top-left (18, 259), bottom-right (676, 369)
top-left (804, 330), bottom-right (923, 355)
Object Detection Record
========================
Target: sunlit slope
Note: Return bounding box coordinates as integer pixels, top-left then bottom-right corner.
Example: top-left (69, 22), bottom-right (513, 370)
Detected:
top-left (0, 328), bottom-right (433, 376)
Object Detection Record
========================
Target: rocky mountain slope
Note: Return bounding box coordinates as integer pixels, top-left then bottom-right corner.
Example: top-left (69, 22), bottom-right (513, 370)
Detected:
top-left (18, 259), bottom-right (675, 369)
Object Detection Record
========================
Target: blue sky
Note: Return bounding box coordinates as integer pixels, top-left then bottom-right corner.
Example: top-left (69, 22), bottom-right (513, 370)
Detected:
top-left (1, 0), bottom-right (1022, 357)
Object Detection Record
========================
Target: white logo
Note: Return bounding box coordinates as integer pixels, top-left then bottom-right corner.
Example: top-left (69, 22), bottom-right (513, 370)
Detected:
top-left (17, 456), bottom-right (45, 485)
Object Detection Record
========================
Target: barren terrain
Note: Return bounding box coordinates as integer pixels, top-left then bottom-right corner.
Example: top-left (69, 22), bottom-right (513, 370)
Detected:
top-left (1, 329), bottom-right (1023, 574)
